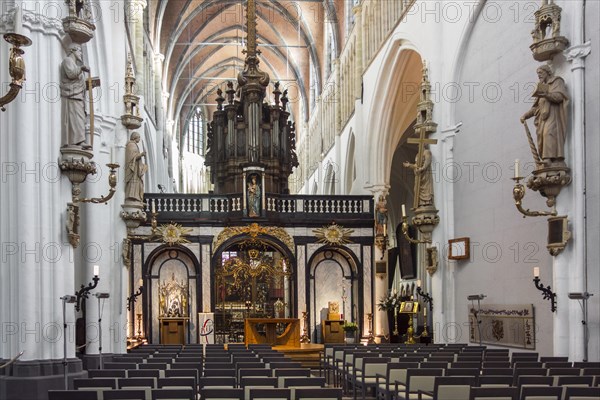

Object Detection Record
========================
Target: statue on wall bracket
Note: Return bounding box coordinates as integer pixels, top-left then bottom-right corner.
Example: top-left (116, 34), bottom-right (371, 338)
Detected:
top-left (529, 0), bottom-right (569, 62)
top-left (520, 64), bottom-right (571, 209)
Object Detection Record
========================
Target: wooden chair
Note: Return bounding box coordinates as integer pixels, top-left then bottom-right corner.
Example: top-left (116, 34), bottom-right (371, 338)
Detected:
top-left (477, 375), bottom-right (514, 388)
top-left (519, 386), bottom-right (563, 400)
top-left (48, 390), bottom-right (98, 400)
top-left (73, 378), bottom-right (117, 390)
top-left (88, 369), bottom-right (126, 378)
top-left (394, 368), bottom-right (444, 400)
top-left (469, 387), bottom-right (518, 400)
top-left (157, 377), bottom-right (196, 390)
top-left (241, 377), bottom-right (278, 400)
top-left (200, 387), bottom-right (244, 400)
top-left (374, 362), bottom-right (419, 400)
top-left (564, 387), bottom-right (600, 399)
top-left (248, 388), bottom-right (291, 400)
top-left (557, 375), bottom-right (594, 387)
top-left (127, 369), bottom-right (161, 378)
top-left (151, 388), bottom-right (195, 400)
top-left (118, 377), bottom-right (156, 389)
top-left (294, 387), bottom-right (343, 400)
top-left (354, 357), bottom-right (390, 400)
top-left (417, 376), bottom-right (476, 400)
top-left (198, 376), bottom-right (236, 389)
top-left (103, 390), bottom-right (147, 400)
top-left (281, 376), bottom-right (326, 388)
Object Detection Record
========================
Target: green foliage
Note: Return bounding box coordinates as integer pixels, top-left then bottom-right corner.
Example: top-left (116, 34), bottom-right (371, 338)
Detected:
top-left (342, 321), bottom-right (358, 331)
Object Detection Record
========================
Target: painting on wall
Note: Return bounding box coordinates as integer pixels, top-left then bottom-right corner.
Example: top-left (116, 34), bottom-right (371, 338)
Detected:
top-left (468, 304), bottom-right (535, 349)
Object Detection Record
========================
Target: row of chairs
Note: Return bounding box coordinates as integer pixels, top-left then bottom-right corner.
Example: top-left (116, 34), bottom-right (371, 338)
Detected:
top-left (376, 367), bottom-right (600, 400)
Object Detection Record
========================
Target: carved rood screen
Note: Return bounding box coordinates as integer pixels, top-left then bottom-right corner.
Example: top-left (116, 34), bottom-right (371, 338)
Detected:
top-left (215, 247), bottom-right (292, 344)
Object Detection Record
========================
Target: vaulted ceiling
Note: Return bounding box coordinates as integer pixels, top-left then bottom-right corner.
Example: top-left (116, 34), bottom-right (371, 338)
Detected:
top-left (148, 0), bottom-right (349, 133)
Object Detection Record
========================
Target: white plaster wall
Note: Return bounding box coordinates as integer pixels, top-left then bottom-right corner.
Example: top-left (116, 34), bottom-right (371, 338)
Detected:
top-left (582, 0), bottom-right (600, 362)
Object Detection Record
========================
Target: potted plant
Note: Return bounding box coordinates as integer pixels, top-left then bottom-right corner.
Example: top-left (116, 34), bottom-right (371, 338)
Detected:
top-left (342, 321), bottom-right (358, 343)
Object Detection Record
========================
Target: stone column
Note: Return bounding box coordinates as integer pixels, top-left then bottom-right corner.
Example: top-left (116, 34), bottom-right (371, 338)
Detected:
top-left (0, 3), bottom-right (86, 397)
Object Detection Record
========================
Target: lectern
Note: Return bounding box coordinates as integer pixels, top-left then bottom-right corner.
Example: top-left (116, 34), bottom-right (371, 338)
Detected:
top-left (159, 317), bottom-right (188, 344)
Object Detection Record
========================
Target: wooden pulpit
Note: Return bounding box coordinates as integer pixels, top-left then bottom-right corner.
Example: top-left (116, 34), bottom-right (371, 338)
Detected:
top-left (159, 317), bottom-right (188, 344)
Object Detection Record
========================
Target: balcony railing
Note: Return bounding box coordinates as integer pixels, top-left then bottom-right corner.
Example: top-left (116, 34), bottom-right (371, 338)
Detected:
top-left (143, 193), bottom-right (373, 225)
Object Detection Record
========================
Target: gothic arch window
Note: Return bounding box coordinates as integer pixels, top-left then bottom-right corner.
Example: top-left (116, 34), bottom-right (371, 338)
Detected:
top-left (185, 107), bottom-right (204, 155)
top-left (345, 132), bottom-right (356, 192)
top-left (310, 61), bottom-right (317, 111)
top-left (325, 21), bottom-right (336, 79)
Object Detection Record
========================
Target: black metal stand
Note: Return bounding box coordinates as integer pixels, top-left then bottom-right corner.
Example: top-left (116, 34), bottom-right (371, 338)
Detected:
top-left (127, 286), bottom-right (143, 311)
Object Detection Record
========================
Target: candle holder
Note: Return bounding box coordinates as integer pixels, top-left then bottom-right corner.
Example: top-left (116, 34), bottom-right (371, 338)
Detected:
top-left (1, 33), bottom-right (32, 111)
top-left (405, 312), bottom-right (416, 344)
top-left (401, 215), bottom-right (431, 244)
top-left (74, 275), bottom-right (100, 312)
top-left (136, 313), bottom-right (143, 339)
top-left (127, 285), bottom-right (143, 311)
top-left (533, 276), bottom-right (557, 312)
top-left (512, 176), bottom-right (557, 217)
top-left (366, 313), bottom-right (375, 344)
top-left (300, 311), bottom-right (311, 344)
top-left (393, 305), bottom-right (399, 336)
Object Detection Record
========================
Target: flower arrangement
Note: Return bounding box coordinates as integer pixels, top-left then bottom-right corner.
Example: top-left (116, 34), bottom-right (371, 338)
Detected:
top-left (342, 321), bottom-right (358, 332)
top-left (378, 290), bottom-right (401, 311)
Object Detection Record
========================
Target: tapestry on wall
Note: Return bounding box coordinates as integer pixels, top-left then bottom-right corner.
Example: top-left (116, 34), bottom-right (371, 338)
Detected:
top-left (468, 303), bottom-right (535, 349)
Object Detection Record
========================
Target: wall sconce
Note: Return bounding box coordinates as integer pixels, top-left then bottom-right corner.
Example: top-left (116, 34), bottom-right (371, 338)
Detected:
top-left (533, 267), bottom-right (556, 313)
top-left (127, 280), bottom-right (143, 311)
top-left (1, 30), bottom-right (32, 111)
top-left (416, 280), bottom-right (433, 311)
top-left (74, 265), bottom-right (100, 312)
top-left (401, 214), bottom-right (431, 244)
top-left (62, 161), bottom-right (119, 247)
top-left (512, 161), bottom-right (571, 256)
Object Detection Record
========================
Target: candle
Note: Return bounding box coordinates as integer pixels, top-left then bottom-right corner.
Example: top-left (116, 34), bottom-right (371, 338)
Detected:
top-left (152, 201), bottom-right (156, 214)
top-left (93, 265), bottom-right (99, 276)
top-left (138, 279), bottom-right (143, 287)
top-left (533, 267), bottom-right (540, 278)
top-left (402, 204), bottom-right (406, 217)
top-left (14, 6), bottom-right (23, 36)
top-left (111, 148), bottom-right (114, 163)
top-left (383, 223), bottom-right (387, 237)
top-left (515, 159), bottom-right (520, 178)
top-left (417, 280), bottom-right (422, 288)
top-left (423, 306), bottom-right (427, 317)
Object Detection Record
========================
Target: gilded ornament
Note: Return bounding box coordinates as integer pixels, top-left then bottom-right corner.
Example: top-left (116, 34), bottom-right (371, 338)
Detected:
top-left (313, 223), bottom-right (354, 245)
top-left (156, 223), bottom-right (192, 245)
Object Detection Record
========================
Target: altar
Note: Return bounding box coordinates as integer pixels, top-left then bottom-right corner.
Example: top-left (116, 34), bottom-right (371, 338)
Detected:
top-left (244, 318), bottom-right (300, 347)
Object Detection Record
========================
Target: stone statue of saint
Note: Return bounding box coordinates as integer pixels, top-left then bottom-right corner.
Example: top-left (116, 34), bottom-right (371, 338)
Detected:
top-left (247, 174), bottom-right (261, 217)
top-left (521, 65), bottom-right (569, 165)
top-left (60, 44), bottom-right (90, 149)
top-left (403, 145), bottom-right (434, 208)
top-left (125, 132), bottom-right (148, 203)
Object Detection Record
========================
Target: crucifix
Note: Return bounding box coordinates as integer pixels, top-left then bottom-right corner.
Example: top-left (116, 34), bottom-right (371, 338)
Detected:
top-left (406, 126), bottom-right (437, 209)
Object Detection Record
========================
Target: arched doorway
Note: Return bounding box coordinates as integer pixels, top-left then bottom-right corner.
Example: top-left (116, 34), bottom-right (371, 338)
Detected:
top-left (143, 247), bottom-right (200, 344)
top-left (308, 247), bottom-right (361, 342)
top-left (212, 233), bottom-right (296, 344)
